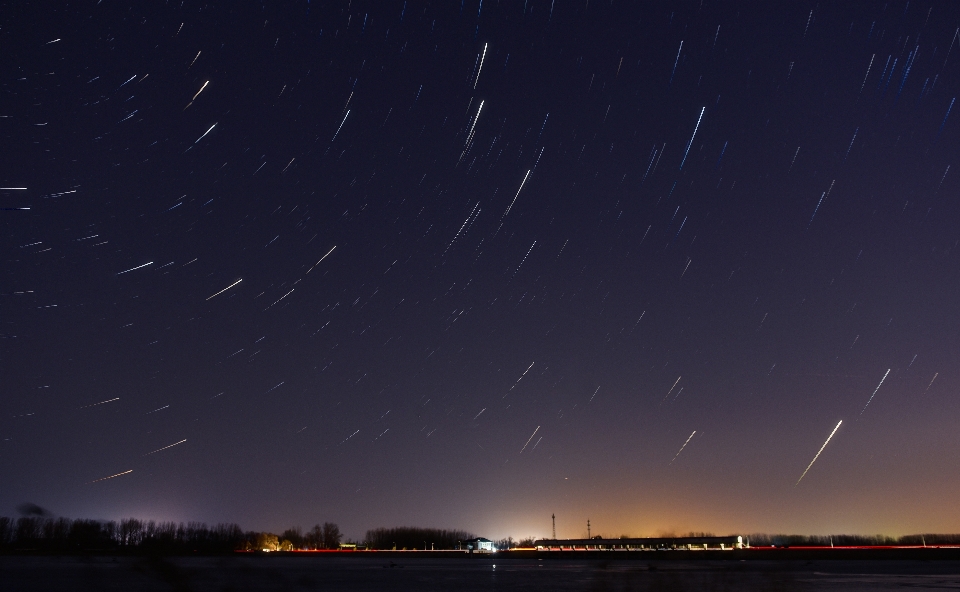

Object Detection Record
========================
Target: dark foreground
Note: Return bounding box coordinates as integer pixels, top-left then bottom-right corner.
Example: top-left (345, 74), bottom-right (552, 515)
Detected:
top-left (2, 555), bottom-right (960, 591)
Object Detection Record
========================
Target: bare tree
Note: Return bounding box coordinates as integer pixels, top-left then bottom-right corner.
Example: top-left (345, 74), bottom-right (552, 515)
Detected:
top-left (281, 527), bottom-right (304, 549)
top-left (306, 524), bottom-right (323, 549)
top-left (321, 522), bottom-right (342, 549)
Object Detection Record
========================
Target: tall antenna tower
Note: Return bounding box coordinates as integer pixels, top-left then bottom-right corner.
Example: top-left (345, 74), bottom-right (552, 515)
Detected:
top-left (587, 519), bottom-right (591, 539)
top-left (552, 513), bottom-right (556, 539)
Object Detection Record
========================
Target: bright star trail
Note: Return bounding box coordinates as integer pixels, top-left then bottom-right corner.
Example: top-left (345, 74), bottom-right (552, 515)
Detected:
top-left (796, 421), bottom-right (843, 486)
top-left (670, 430), bottom-right (696, 464)
top-left (143, 439), bottom-right (187, 456)
top-left (205, 278), bottom-right (242, 301)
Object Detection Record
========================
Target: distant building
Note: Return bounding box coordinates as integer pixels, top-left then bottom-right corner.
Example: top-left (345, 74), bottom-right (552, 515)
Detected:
top-left (534, 535), bottom-right (745, 550)
top-left (464, 537), bottom-right (495, 552)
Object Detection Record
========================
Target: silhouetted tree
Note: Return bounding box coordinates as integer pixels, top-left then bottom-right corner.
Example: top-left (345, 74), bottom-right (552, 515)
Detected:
top-left (0, 515), bottom-right (245, 553)
top-left (364, 527), bottom-right (475, 550)
top-left (15, 517), bottom-right (43, 546)
top-left (68, 519), bottom-right (112, 549)
top-left (118, 518), bottom-right (144, 547)
top-left (281, 526), bottom-right (304, 549)
top-left (305, 524), bottom-right (323, 549)
top-left (322, 522), bottom-right (342, 549)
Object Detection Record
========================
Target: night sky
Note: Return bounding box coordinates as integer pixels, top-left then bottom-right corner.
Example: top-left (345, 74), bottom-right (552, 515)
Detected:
top-left (3, 1), bottom-right (960, 541)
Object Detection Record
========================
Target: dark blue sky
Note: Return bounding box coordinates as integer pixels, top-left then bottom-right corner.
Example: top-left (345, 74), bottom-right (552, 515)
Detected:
top-left (3, 1), bottom-right (959, 540)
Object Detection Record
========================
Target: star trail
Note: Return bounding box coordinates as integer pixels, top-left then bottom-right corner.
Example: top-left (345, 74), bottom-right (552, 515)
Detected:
top-left (2, 2), bottom-right (960, 541)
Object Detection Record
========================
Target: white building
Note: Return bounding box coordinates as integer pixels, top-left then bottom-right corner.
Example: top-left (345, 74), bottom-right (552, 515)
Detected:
top-left (464, 537), bottom-right (495, 552)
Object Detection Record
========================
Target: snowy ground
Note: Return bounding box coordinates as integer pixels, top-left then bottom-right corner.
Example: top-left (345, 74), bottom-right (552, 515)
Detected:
top-left (2, 555), bottom-right (959, 591)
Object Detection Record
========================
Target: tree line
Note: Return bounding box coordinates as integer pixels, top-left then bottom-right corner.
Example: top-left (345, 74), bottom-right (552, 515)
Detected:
top-left (494, 536), bottom-right (536, 549)
top-left (364, 526), bottom-right (476, 550)
top-left (5, 514), bottom-right (957, 553)
top-left (269, 523), bottom-right (343, 551)
top-left (0, 516), bottom-right (343, 553)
